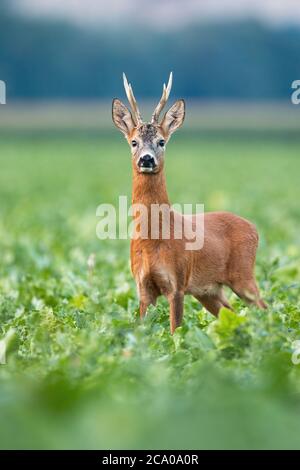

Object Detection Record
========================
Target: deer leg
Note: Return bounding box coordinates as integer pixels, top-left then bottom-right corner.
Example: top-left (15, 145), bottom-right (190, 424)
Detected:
top-left (218, 289), bottom-right (233, 310)
top-left (195, 287), bottom-right (232, 317)
top-left (140, 296), bottom-right (157, 318)
top-left (168, 291), bottom-right (184, 334)
top-left (196, 294), bottom-right (224, 317)
top-left (138, 282), bottom-right (159, 319)
top-left (231, 278), bottom-right (267, 309)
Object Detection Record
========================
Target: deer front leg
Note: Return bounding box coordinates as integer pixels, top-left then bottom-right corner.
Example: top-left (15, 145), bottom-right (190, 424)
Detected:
top-left (168, 291), bottom-right (184, 334)
top-left (139, 297), bottom-right (155, 318)
top-left (138, 282), bottom-right (158, 319)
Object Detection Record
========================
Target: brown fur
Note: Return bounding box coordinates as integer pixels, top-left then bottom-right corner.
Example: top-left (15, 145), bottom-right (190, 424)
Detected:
top-left (130, 169), bottom-right (267, 333)
top-left (112, 88), bottom-right (267, 334)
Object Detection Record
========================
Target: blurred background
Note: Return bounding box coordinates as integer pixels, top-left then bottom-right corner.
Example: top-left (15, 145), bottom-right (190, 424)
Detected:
top-left (0, 0), bottom-right (300, 107)
top-left (1, 0), bottom-right (300, 101)
top-left (0, 0), bottom-right (299, 130)
top-left (1, 0), bottom-right (300, 451)
top-left (0, 0), bottom-right (300, 129)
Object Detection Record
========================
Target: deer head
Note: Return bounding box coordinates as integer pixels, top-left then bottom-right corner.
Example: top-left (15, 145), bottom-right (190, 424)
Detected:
top-left (112, 73), bottom-right (185, 174)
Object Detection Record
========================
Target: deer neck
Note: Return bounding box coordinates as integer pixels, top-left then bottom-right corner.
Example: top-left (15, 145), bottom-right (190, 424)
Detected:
top-left (132, 169), bottom-right (170, 208)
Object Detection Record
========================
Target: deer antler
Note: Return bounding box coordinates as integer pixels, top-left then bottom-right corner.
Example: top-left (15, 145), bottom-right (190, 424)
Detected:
top-left (123, 73), bottom-right (143, 126)
top-left (151, 72), bottom-right (173, 124)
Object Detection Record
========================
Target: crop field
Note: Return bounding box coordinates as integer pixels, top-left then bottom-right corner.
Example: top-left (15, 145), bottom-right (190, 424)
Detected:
top-left (0, 105), bottom-right (300, 449)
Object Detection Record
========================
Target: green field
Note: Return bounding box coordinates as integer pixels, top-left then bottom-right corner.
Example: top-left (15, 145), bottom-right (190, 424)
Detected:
top-left (1, 110), bottom-right (300, 449)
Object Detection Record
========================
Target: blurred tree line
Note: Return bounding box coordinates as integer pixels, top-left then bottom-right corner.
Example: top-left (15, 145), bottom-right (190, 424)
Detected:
top-left (0, 2), bottom-right (299, 100)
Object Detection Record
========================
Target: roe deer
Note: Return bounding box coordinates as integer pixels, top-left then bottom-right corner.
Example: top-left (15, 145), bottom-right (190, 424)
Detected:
top-left (112, 73), bottom-right (267, 334)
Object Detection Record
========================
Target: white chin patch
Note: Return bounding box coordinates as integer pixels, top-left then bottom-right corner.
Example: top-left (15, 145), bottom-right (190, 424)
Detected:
top-left (140, 167), bottom-right (154, 173)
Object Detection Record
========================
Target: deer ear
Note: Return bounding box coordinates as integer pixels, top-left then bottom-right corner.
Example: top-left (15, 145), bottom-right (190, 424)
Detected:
top-left (160, 99), bottom-right (185, 136)
top-left (112, 99), bottom-right (135, 136)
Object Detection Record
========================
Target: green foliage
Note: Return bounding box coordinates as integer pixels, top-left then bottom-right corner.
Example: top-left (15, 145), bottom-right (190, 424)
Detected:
top-left (0, 128), bottom-right (300, 449)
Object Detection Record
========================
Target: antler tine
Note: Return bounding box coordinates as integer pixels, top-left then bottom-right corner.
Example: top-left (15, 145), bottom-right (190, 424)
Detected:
top-left (151, 72), bottom-right (173, 123)
top-left (123, 73), bottom-right (142, 126)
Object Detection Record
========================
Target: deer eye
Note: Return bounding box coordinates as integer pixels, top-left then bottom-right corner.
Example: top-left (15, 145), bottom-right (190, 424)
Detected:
top-left (131, 140), bottom-right (137, 147)
top-left (158, 139), bottom-right (165, 147)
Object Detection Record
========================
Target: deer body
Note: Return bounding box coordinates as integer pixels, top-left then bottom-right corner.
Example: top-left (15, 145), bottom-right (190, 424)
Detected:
top-left (113, 73), bottom-right (266, 334)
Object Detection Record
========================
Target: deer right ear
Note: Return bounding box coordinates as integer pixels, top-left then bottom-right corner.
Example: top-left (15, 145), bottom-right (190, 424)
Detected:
top-left (112, 99), bottom-right (135, 136)
top-left (160, 99), bottom-right (185, 137)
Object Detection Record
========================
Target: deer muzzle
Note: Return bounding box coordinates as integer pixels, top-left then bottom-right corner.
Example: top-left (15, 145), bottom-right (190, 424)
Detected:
top-left (138, 154), bottom-right (157, 173)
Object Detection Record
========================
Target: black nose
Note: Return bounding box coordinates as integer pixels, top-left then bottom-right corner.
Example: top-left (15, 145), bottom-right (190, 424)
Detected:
top-left (138, 154), bottom-right (155, 168)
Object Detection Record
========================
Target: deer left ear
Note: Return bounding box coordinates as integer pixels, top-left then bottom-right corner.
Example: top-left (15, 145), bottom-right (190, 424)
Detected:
top-left (112, 98), bottom-right (135, 136)
top-left (160, 99), bottom-right (185, 136)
